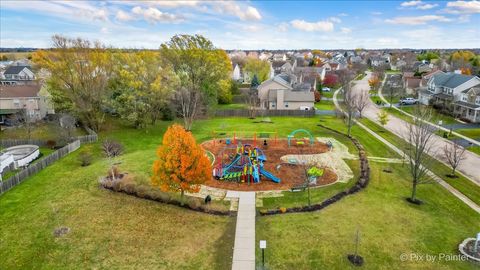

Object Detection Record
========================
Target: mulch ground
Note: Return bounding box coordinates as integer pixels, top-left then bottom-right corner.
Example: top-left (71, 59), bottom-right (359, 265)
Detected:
top-left (202, 139), bottom-right (337, 191)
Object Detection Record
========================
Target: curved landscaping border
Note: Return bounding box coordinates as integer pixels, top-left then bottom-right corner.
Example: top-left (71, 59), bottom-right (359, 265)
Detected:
top-left (100, 177), bottom-right (235, 217)
top-left (259, 124), bottom-right (370, 215)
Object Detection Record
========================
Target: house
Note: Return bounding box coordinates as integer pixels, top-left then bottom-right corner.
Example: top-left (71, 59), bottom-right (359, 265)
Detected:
top-left (391, 59), bottom-right (406, 71)
top-left (417, 63), bottom-right (432, 74)
top-left (453, 87), bottom-right (480, 123)
top-left (402, 72), bottom-right (421, 94)
top-left (232, 64), bottom-right (242, 81)
top-left (1, 65), bottom-right (35, 85)
top-left (271, 60), bottom-right (294, 75)
top-left (266, 89), bottom-right (314, 110)
top-left (418, 73), bottom-right (480, 106)
top-left (369, 55), bottom-right (390, 67)
top-left (0, 84), bottom-right (54, 124)
top-left (257, 74), bottom-right (314, 110)
top-left (273, 53), bottom-right (287, 61)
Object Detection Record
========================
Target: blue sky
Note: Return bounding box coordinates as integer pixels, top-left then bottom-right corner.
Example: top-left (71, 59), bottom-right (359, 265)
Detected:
top-left (1, 0), bottom-right (479, 49)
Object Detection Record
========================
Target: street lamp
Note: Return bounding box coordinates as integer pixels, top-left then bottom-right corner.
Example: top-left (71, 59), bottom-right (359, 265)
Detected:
top-left (259, 240), bottom-right (267, 268)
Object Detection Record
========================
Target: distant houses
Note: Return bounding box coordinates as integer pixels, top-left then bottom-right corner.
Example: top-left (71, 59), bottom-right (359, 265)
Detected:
top-left (1, 65), bottom-right (36, 85)
top-left (257, 74), bottom-right (315, 110)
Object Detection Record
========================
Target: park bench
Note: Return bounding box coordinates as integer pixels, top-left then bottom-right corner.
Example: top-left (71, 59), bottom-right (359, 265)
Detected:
top-left (291, 183), bottom-right (307, 192)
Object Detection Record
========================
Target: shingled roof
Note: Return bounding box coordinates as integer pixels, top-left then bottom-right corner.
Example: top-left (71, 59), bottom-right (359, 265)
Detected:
top-left (433, 73), bottom-right (475, 88)
top-left (3, 65), bottom-right (32, 75)
top-left (0, 84), bottom-right (41, 98)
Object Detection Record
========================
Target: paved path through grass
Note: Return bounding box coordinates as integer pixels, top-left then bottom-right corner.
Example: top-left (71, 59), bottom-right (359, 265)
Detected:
top-left (356, 72), bottom-right (480, 185)
top-left (226, 191), bottom-right (256, 270)
top-left (333, 89), bottom-right (480, 214)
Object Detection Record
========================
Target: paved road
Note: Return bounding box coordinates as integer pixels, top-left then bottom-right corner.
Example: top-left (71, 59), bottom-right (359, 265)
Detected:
top-left (353, 72), bottom-right (480, 186)
top-left (226, 191), bottom-right (256, 270)
top-left (333, 90), bottom-right (480, 214)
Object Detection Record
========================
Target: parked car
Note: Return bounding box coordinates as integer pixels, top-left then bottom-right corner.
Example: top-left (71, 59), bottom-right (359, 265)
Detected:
top-left (323, 87), bottom-right (331, 92)
top-left (400, 97), bottom-right (417, 105)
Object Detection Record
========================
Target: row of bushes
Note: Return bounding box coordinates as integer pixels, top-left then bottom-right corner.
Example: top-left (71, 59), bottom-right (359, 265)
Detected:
top-left (259, 125), bottom-right (370, 215)
top-left (100, 174), bottom-right (233, 216)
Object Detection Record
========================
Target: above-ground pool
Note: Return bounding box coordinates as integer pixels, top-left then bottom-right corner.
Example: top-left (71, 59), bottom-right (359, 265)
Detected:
top-left (0, 145), bottom-right (40, 171)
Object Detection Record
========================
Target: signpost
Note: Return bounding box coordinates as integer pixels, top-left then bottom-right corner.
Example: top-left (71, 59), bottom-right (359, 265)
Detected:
top-left (260, 240), bottom-right (267, 268)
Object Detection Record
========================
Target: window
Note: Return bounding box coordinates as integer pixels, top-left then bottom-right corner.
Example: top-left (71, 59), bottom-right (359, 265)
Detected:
top-left (284, 102), bottom-right (289, 108)
top-left (271, 101), bottom-right (276, 108)
top-left (462, 95), bottom-right (467, 102)
top-left (476, 97), bottom-right (480, 105)
top-left (13, 99), bottom-right (20, 108)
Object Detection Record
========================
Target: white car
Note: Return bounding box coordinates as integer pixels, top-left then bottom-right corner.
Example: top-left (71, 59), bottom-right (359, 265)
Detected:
top-left (323, 87), bottom-right (331, 92)
top-left (400, 97), bottom-right (417, 105)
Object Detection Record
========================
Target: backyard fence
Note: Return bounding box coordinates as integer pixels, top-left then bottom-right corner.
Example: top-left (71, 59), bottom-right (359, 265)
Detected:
top-left (0, 140), bottom-right (81, 195)
top-left (0, 126), bottom-right (98, 148)
top-left (214, 109), bottom-right (315, 118)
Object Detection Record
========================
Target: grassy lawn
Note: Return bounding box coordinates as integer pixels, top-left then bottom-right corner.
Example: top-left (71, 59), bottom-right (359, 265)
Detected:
top-left (1, 115), bottom-right (478, 269)
top-left (256, 160), bottom-right (479, 269)
top-left (398, 105), bottom-right (458, 125)
top-left (0, 122), bottom-right (86, 140)
top-left (320, 91), bottom-right (334, 99)
top-left (213, 103), bottom-right (247, 110)
top-left (360, 118), bottom-right (480, 206)
top-left (314, 100), bottom-right (335, 111)
top-left (355, 73), bottom-right (366, 80)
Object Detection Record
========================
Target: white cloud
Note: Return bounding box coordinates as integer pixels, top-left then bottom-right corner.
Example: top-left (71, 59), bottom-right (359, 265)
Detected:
top-left (417, 3), bottom-right (438, 10)
top-left (341, 27), bottom-right (352, 34)
top-left (385, 15), bottom-right (452, 25)
top-left (213, 2), bottom-right (262, 21)
top-left (338, 13), bottom-right (348, 17)
top-left (131, 6), bottom-right (183, 23)
top-left (401, 1), bottom-right (422, 7)
top-left (371, 11), bottom-right (383, 15)
top-left (277, 22), bottom-right (289, 32)
top-left (458, 14), bottom-right (471, 22)
top-left (400, 1), bottom-right (438, 10)
top-left (290, 19), bottom-right (334, 32)
top-left (100, 27), bottom-right (109, 34)
top-left (376, 38), bottom-right (399, 46)
top-left (116, 10), bottom-right (134, 21)
top-left (328, 17), bottom-right (342, 23)
top-left (444, 1), bottom-right (480, 14)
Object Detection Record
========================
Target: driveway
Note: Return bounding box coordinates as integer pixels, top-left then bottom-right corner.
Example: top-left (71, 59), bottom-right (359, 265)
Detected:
top-left (352, 72), bottom-right (480, 185)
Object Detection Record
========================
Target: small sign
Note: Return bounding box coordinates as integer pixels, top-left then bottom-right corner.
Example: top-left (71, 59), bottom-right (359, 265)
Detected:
top-left (260, 240), bottom-right (267, 249)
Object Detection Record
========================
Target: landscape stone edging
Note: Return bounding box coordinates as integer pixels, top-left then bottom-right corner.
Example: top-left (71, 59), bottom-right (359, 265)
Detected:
top-left (99, 179), bottom-right (236, 217)
top-left (259, 124), bottom-right (370, 215)
top-left (459, 238), bottom-right (480, 263)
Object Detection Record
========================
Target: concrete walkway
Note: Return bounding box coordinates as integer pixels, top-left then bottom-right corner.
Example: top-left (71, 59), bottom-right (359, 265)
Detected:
top-left (226, 191), bottom-right (256, 270)
top-left (333, 89), bottom-right (480, 214)
top-left (355, 72), bottom-right (480, 185)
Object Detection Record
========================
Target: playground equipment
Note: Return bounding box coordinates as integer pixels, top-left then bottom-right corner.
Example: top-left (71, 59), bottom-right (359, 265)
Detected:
top-left (211, 130), bottom-right (278, 147)
top-left (288, 129), bottom-right (314, 147)
top-left (212, 143), bottom-right (280, 184)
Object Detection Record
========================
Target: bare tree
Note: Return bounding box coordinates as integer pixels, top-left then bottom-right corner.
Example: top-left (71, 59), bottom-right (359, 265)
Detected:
top-left (17, 107), bottom-right (35, 139)
top-left (343, 85), bottom-right (357, 137)
top-left (405, 107), bottom-right (437, 204)
top-left (245, 88), bottom-right (258, 119)
top-left (354, 90), bottom-right (370, 118)
top-left (176, 87), bottom-right (202, 130)
top-left (443, 142), bottom-right (466, 178)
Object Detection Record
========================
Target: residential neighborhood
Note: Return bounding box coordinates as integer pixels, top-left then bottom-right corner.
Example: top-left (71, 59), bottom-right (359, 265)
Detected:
top-left (1, 1), bottom-right (479, 269)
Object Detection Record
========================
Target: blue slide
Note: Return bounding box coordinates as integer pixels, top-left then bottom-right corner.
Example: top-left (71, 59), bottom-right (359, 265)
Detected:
top-left (222, 154), bottom-right (241, 175)
top-left (260, 168), bottom-right (281, 183)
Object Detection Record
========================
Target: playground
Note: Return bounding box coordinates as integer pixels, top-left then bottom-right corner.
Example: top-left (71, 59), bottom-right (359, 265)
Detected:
top-left (202, 129), bottom-right (339, 191)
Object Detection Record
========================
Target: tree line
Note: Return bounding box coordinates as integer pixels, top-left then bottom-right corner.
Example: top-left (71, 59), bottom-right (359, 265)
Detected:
top-left (33, 34), bottom-right (233, 131)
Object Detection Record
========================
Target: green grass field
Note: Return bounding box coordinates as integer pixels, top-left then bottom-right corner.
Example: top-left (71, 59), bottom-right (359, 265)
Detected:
top-left (314, 100), bottom-right (335, 111)
top-left (1, 115), bottom-right (478, 269)
top-left (359, 118), bottom-right (480, 206)
top-left (0, 122), bottom-right (86, 140)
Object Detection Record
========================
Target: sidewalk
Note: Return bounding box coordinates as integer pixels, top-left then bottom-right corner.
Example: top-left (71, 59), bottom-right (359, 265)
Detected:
top-left (226, 191), bottom-right (256, 270)
top-left (333, 89), bottom-right (480, 214)
top-left (354, 72), bottom-right (480, 185)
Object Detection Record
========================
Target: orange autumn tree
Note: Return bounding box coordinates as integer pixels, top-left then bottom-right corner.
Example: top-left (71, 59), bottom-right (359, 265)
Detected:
top-left (151, 124), bottom-right (211, 205)
top-left (368, 76), bottom-right (380, 91)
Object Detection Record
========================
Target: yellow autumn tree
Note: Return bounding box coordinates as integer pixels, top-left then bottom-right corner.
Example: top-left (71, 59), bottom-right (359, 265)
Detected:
top-left (151, 124), bottom-right (211, 205)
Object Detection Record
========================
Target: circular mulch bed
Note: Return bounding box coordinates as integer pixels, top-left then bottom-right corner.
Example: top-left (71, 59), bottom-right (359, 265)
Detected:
top-left (202, 139), bottom-right (337, 191)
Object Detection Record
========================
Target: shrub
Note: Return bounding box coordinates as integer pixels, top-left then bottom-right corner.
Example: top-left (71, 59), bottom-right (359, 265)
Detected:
top-left (107, 166), bottom-right (120, 179)
top-left (78, 150), bottom-right (93, 166)
top-left (279, 207), bottom-right (287, 213)
top-left (102, 139), bottom-right (124, 157)
top-left (46, 140), bottom-right (56, 149)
